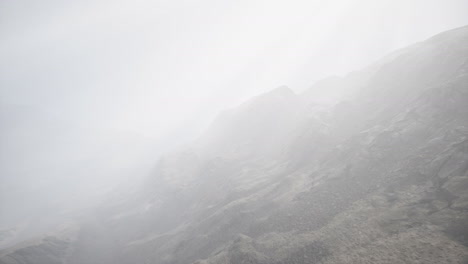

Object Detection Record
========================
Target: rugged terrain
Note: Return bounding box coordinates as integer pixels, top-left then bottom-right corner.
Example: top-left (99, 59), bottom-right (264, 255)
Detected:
top-left (1, 26), bottom-right (468, 264)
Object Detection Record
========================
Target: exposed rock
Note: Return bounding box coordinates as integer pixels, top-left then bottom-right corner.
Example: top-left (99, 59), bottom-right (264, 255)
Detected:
top-left (3, 25), bottom-right (468, 264)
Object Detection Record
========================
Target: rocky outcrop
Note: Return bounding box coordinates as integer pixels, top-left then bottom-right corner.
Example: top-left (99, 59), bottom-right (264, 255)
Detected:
top-left (2, 26), bottom-right (468, 264)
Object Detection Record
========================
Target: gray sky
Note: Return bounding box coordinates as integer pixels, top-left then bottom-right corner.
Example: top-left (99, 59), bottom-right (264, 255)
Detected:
top-left (2, 0), bottom-right (468, 140)
top-left (1, 0), bottom-right (468, 231)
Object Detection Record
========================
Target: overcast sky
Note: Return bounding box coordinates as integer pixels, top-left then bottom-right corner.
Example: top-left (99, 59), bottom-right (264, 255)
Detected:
top-left (1, 0), bottom-right (468, 231)
top-left (2, 0), bottom-right (468, 141)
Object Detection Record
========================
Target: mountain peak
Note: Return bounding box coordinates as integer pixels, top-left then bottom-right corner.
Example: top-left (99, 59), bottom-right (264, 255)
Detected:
top-left (269, 85), bottom-right (294, 96)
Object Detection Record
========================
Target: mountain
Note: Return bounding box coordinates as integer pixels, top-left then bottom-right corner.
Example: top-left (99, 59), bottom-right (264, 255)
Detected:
top-left (0, 104), bottom-right (158, 251)
top-left (1, 25), bottom-right (468, 264)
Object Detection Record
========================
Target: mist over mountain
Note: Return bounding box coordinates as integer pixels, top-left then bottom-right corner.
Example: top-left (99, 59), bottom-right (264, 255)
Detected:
top-left (1, 25), bottom-right (467, 264)
top-left (0, 103), bottom-right (163, 249)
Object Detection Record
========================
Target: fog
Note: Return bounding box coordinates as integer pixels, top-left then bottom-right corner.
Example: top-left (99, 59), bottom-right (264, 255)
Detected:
top-left (1, 0), bottom-right (468, 252)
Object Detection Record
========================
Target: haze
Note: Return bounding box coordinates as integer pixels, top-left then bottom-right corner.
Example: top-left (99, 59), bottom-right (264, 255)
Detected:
top-left (1, 0), bottom-right (468, 236)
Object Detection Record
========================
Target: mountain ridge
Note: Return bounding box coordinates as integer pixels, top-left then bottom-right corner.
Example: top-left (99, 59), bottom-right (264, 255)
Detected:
top-left (1, 25), bottom-right (468, 264)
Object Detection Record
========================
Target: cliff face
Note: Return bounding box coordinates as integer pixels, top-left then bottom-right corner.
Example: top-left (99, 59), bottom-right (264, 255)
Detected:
top-left (2, 26), bottom-right (468, 264)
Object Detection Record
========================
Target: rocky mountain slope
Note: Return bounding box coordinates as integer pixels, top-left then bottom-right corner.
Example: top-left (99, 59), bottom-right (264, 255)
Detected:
top-left (1, 25), bottom-right (468, 264)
